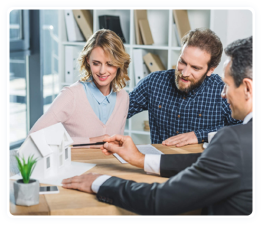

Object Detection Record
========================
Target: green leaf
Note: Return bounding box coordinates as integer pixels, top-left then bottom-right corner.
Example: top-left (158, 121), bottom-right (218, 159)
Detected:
top-left (15, 154), bottom-right (38, 183)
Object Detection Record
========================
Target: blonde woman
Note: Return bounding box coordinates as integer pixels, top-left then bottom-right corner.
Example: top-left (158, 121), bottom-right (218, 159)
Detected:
top-left (30, 29), bottom-right (130, 147)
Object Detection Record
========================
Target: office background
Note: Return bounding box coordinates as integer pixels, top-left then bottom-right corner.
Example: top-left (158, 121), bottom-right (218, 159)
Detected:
top-left (9, 9), bottom-right (252, 150)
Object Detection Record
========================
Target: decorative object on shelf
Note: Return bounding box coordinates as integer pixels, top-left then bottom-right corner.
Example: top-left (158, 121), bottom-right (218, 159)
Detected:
top-left (73, 10), bottom-right (93, 41)
top-left (143, 52), bottom-right (165, 73)
top-left (173, 10), bottom-right (191, 44)
top-left (13, 155), bottom-right (39, 206)
top-left (134, 10), bottom-right (153, 45)
top-left (98, 15), bottom-right (126, 43)
top-left (64, 10), bottom-right (85, 42)
top-left (144, 120), bottom-right (150, 131)
top-left (133, 49), bottom-right (149, 85)
top-left (138, 19), bottom-right (154, 45)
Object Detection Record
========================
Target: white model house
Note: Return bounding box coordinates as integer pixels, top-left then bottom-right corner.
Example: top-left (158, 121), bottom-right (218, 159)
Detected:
top-left (18, 123), bottom-right (74, 180)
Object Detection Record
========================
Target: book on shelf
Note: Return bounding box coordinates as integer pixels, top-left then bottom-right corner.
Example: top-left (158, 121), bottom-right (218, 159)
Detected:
top-left (173, 23), bottom-right (181, 47)
top-left (65, 46), bottom-right (81, 83)
top-left (143, 53), bottom-right (165, 73)
top-left (72, 10), bottom-right (93, 41)
top-left (138, 19), bottom-right (154, 45)
top-left (134, 10), bottom-right (149, 45)
top-left (64, 10), bottom-right (85, 42)
top-left (133, 49), bottom-right (149, 85)
top-left (98, 15), bottom-right (126, 43)
top-left (172, 10), bottom-right (191, 44)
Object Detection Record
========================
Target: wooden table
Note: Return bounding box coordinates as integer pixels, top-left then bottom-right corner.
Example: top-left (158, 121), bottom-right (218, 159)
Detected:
top-left (10, 144), bottom-right (204, 215)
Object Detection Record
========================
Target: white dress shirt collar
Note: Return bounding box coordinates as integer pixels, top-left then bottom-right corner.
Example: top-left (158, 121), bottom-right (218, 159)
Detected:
top-left (243, 112), bottom-right (253, 124)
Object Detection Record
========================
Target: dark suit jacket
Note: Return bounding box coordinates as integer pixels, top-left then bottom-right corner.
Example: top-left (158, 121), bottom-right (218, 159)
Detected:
top-left (97, 120), bottom-right (252, 215)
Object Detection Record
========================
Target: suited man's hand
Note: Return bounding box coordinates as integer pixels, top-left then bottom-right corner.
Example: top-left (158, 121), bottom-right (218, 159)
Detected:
top-left (101, 135), bottom-right (145, 168)
top-left (162, 131), bottom-right (198, 147)
top-left (62, 173), bottom-right (102, 193)
top-left (89, 134), bottom-right (110, 149)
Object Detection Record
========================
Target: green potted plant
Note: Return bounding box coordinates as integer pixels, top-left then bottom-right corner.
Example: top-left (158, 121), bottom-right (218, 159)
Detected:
top-left (13, 155), bottom-right (39, 206)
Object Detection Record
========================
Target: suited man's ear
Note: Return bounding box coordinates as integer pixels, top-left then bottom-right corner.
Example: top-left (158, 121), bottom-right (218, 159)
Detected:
top-left (243, 78), bottom-right (253, 100)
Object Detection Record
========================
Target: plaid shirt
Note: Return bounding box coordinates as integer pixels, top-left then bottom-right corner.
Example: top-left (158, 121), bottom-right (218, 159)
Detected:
top-left (128, 69), bottom-right (241, 144)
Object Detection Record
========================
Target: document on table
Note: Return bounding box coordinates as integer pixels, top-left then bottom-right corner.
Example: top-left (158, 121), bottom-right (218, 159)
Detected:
top-left (113, 144), bottom-right (164, 164)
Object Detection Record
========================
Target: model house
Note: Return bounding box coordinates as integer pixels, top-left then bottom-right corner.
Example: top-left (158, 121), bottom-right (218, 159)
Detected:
top-left (18, 123), bottom-right (74, 179)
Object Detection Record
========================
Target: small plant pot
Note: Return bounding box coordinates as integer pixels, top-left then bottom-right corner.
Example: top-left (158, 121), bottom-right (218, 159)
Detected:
top-left (14, 179), bottom-right (39, 206)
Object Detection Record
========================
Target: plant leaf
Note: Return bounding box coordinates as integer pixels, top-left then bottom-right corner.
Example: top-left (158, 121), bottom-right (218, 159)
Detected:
top-left (15, 154), bottom-right (38, 183)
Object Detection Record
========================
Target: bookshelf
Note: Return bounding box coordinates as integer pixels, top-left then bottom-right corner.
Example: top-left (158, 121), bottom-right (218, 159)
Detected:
top-left (58, 9), bottom-right (211, 144)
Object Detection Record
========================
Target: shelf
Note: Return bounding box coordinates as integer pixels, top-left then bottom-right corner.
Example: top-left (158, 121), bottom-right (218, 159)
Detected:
top-left (133, 45), bottom-right (169, 50)
top-left (59, 9), bottom-right (213, 145)
top-left (171, 46), bottom-right (182, 51)
top-left (62, 41), bottom-right (86, 46)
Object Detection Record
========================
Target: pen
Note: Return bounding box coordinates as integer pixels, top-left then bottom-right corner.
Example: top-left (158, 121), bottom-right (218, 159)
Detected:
top-left (70, 142), bottom-right (106, 147)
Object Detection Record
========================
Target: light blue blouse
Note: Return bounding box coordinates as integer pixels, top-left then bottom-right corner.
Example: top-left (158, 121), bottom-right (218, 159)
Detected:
top-left (80, 81), bottom-right (117, 125)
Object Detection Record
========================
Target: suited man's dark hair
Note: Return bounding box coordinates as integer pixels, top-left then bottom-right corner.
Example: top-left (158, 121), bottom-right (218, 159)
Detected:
top-left (224, 36), bottom-right (252, 87)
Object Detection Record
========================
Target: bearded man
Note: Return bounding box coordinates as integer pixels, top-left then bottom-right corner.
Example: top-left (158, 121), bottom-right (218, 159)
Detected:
top-left (128, 28), bottom-right (241, 146)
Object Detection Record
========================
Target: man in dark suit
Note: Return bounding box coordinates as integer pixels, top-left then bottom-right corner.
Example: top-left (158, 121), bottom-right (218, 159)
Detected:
top-left (62, 36), bottom-right (253, 215)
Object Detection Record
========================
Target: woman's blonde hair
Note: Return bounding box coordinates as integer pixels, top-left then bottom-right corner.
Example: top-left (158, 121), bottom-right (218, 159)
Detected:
top-left (79, 29), bottom-right (130, 92)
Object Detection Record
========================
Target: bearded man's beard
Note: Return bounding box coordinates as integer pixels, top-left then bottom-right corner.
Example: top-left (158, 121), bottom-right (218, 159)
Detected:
top-left (175, 70), bottom-right (208, 93)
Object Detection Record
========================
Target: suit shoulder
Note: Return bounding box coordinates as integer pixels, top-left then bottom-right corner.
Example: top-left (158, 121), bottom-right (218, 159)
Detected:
top-left (215, 121), bottom-right (252, 142)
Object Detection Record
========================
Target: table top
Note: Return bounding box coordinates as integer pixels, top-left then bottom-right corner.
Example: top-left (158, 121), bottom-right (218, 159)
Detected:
top-left (10, 144), bottom-right (204, 215)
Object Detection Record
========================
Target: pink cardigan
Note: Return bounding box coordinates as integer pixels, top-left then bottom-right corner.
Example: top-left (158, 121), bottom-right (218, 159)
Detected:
top-left (30, 81), bottom-right (129, 145)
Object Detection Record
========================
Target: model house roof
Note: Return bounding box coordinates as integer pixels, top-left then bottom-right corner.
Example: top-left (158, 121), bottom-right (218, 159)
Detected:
top-left (29, 123), bottom-right (73, 157)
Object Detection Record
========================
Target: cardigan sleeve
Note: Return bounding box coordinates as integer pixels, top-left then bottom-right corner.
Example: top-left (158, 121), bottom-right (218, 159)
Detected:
top-left (29, 86), bottom-right (75, 134)
top-left (120, 92), bottom-right (129, 135)
top-left (29, 86), bottom-right (92, 145)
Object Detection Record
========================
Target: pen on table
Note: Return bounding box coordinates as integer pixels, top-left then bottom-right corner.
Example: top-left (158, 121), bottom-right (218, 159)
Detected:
top-left (70, 142), bottom-right (106, 147)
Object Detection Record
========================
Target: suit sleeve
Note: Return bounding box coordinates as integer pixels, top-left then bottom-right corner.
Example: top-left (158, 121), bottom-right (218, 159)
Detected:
top-left (160, 153), bottom-right (201, 177)
top-left (97, 127), bottom-right (242, 215)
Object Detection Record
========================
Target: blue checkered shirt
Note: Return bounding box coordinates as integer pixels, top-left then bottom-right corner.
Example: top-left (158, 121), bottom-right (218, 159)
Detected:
top-left (128, 69), bottom-right (241, 144)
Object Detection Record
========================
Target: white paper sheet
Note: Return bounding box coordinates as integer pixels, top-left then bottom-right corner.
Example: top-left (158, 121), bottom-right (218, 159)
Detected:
top-left (113, 144), bottom-right (163, 164)
top-left (10, 162), bottom-right (96, 186)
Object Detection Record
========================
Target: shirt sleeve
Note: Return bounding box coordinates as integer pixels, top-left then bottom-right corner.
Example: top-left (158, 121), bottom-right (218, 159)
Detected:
top-left (128, 75), bottom-right (150, 119)
top-left (194, 127), bottom-right (223, 143)
top-left (91, 175), bottom-right (112, 193)
top-left (194, 98), bottom-right (242, 143)
top-left (144, 154), bottom-right (161, 175)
